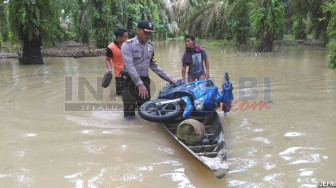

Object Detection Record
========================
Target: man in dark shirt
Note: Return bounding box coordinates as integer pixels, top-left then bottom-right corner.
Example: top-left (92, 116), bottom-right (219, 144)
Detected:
top-left (182, 34), bottom-right (210, 83)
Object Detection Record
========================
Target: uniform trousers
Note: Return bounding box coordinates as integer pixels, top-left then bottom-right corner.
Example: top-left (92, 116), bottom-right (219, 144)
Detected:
top-left (122, 76), bottom-right (151, 116)
top-left (115, 77), bottom-right (125, 95)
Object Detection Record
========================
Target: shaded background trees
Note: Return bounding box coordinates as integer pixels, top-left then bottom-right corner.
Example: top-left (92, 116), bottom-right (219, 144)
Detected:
top-left (1, 0), bottom-right (335, 67)
top-left (0, 0), bottom-right (9, 47)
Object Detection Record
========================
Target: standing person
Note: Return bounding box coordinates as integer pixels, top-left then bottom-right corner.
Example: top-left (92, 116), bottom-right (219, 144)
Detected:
top-left (182, 34), bottom-right (210, 83)
top-left (105, 28), bottom-right (128, 95)
top-left (121, 20), bottom-right (175, 117)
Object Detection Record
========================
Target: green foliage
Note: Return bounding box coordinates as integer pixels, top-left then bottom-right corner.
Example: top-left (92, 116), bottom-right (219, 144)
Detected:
top-left (90, 0), bottom-right (118, 48)
top-left (250, 0), bottom-right (285, 38)
top-left (1, 0), bottom-right (335, 59)
top-left (249, 0), bottom-right (285, 51)
top-left (0, 0), bottom-right (9, 42)
top-left (324, 1), bottom-right (336, 69)
top-left (323, 1), bottom-right (336, 38)
top-left (8, 0), bottom-right (59, 45)
top-left (283, 34), bottom-right (294, 40)
top-left (327, 42), bottom-right (336, 69)
top-left (292, 16), bottom-right (307, 39)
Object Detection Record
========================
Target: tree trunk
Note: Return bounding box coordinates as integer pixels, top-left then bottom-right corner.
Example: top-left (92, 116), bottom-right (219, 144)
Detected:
top-left (258, 32), bottom-right (273, 52)
top-left (19, 36), bottom-right (43, 64)
top-left (295, 18), bottom-right (307, 40)
top-left (127, 17), bottom-right (135, 38)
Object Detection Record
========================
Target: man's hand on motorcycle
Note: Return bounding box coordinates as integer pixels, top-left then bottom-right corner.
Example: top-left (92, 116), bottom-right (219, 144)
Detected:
top-left (205, 72), bottom-right (210, 79)
top-left (138, 84), bottom-right (149, 99)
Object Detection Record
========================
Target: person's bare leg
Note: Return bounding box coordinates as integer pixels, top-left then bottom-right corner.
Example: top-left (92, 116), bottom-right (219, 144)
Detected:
top-left (188, 76), bottom-right (195, 83)
top-left (198, 75), bottom-right (206, 80)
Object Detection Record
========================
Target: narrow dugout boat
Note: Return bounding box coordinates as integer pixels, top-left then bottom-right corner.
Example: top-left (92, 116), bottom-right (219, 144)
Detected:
top-left (139, 74), bottom-right (234, 178)
top-left (162, 111), bottom-right (228, 179)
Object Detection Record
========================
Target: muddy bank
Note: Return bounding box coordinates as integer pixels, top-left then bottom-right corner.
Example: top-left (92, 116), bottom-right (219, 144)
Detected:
top-left (0, 39), bottom-right (327, 60)
top-left (275, 39), bottom-right (326, 48)
top-left (42, 40), bottom-right (105, 57)
top-left (0, 40), bottom-right (105, 59)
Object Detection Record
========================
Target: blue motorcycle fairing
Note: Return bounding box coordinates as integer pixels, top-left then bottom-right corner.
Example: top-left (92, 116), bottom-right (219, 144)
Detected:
top-left (181, 96), bottom-right (193, 118)
top-left (158, 79), bottom-right (213, 100)
top-left (222, 80), bottom-right (234, 113)
top-left (157, 77), bottom-right (233, 118)
top-left (190, 86), bottom-right (219, 111)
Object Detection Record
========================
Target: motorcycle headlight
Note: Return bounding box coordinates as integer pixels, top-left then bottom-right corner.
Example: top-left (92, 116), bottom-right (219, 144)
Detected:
top-left (195, 97), bottom-right (204, 111)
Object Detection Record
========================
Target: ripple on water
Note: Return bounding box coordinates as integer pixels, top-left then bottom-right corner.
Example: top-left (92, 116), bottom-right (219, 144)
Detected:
top-left (247, 148), bottom-right (258, 157)
top-left (22, 133), bottom-right (37, 138)
top-left (252, 128), bottom-right (264, 132)
top-left (279, 147), bottom-right (322, 165)
top-left (227, 158), bottom-right (257, 174)
top-left (279, 147), bottom-right (318, 156)
top-left (85, 163), bottom-right (164, 187)
top-left (80, 129), bottom-right (123, 135)
top-left (289, 153), bottom-right (321, 165)
top-left (227, 180), bottom-right (249, 187)
top-left (0, 174), bottom-right (8, 178)
top-left (91, 111), bottom-right (124, 120)
top-left (263, 173), bottom-right (283, 187)
top-left (299, 169), bottom-right (314, 176)
top-left (262, 154), bottom-right (276, 170)
top-left (284, 132), bottom-right (305, 137)
top-left (15, 168), bottom-right (33, 185)
top-left (251, 137), bottom-right (271, 144)
top-left (297, 176), bottom-right (319, 188)
top-left (121, 144), bottom-right (128, 152)
top-left (83, 141), bottom-right (107, 154)
top-left (160, 168), bottom-right (194, 188)
top-left (66, 112), bottom-right (145, 129)
top-left (158, 147), bottom-right (175, 155)
top-left (15, 149), bottom-right (27, 158)
top-left (64, 172), bottom-right (85, 188)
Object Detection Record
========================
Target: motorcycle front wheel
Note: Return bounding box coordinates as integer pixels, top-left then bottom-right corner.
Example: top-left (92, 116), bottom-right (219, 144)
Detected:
top-left (139, 99), bottom-right (182, 122)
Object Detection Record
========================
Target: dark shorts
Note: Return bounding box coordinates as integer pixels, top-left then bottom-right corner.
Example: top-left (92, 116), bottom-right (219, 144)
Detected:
top-left (188, 69), bottom-right (205, 79)
top-left (122, 76), bottom-right (151, 116)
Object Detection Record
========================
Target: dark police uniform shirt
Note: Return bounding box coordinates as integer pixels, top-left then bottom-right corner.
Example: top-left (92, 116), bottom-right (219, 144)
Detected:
top-left (121, 36), bottom-right (172, 86)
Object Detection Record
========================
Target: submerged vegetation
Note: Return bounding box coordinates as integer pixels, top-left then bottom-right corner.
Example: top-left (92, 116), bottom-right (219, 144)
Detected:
top-left (0, 0), bottom-right (335, 68)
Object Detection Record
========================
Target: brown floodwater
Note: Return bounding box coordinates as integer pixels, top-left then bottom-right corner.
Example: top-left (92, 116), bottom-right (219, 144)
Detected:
top-left (0, 40), bottom-right (335, 187)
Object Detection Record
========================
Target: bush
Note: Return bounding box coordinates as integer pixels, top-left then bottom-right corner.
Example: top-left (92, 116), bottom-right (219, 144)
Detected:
top-left (328, 42), bottom-right (336, 69)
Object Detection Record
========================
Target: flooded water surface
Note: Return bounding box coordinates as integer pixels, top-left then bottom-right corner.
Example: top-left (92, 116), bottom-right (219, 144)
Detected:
top-left (0, 41), bottom-right (335, 187)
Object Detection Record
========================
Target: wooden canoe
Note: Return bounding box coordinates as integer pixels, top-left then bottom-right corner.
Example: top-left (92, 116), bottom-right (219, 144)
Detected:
top-left (162, 111), bottom-right (228, 179)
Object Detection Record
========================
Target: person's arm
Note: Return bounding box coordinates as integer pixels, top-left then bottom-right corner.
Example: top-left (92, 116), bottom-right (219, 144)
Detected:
top-left (105, 59), bottom-right (112, 72)
top-left (202, 49), bottom-right (210, 79)
top-left (149, 51), bottom-right (175, 84)
top-left (121, 43), bottom-right (143, 86)
top-left (105, 47), bottom-right (113, 72)
top-left (182, 65), bottom-right (187, 83)
top-left (204, 58), bottom-right (210, 79)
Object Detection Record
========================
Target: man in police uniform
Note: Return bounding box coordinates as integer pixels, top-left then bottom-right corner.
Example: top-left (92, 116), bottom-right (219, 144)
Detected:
top-left (121, 20), bottom-right (175, 117)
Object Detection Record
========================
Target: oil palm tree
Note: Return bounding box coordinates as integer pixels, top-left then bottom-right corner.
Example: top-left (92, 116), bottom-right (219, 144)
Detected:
top-left (250, 0), bottom-right (285, 52)
top-left (0, 0), bottom-right (9, 45)
top-left (173, 0), bottom-right (250, 45)
top-left (9, 0), bottom-right (58, 64)
top-left (289, 0), bottom-right (311, 40)
top-left (325, 1), bottom-right (336, 68)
